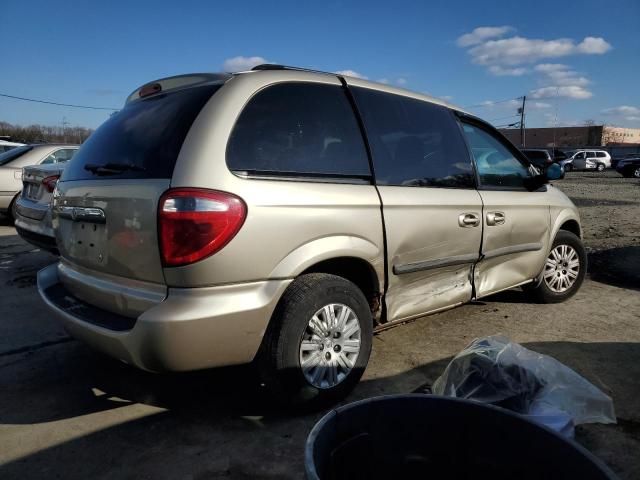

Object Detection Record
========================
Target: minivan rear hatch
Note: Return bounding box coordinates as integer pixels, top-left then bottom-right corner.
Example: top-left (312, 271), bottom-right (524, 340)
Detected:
top-left (53, 77), bottom-right (227, 317)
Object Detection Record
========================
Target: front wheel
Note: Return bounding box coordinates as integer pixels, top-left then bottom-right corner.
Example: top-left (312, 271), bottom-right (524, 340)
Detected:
top-left (259, 273), bottom-right (373, 408)
top-left (564, 163), bottom-right (573, 172)
top-left (526, 231), bottom-right (587, 303)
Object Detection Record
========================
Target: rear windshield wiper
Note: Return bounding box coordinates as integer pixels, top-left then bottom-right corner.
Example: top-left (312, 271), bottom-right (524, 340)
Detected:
top-left (84, 162), bottom-right (146, 175)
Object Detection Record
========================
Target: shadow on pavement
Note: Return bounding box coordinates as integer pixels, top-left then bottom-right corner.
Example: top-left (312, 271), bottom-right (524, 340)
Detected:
top-left (1, 341), bottom-right (639, 479)
top-left (589, 246), bottom-right (640, 290)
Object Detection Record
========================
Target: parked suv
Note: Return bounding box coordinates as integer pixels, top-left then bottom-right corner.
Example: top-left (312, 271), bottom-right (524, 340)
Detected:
top-left (38, 67), bottom-right (585, 405)
top-left (562, 150), bottom-right (610, 172)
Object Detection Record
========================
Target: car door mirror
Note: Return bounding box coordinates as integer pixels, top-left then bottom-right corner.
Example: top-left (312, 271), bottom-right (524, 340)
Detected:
top-left (546, 163), bottom-right (562, 180)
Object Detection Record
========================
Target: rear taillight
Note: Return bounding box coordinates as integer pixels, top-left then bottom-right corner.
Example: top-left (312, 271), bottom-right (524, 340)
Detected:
top-left (158, 188), bottom-right (246, 267)
top-left (42, 175), bottom-right (60, 193)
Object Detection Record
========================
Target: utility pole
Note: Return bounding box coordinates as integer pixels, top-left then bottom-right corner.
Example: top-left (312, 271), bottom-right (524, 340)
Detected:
top-left (518, 96), bottom-right (526, 147)
top-left (62, 116), bottom-right (69, 143)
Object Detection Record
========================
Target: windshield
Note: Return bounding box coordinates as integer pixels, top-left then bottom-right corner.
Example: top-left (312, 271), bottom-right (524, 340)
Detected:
top-left (62, 84), bottom-right (221, 181)
top-left (0, 145), bottom-right (33, 166)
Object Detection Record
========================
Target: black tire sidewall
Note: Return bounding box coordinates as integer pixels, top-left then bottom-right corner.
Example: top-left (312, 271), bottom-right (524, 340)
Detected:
top-left (533, 231), bottom-right (587, 303)
top-left (263, 274), bottom-right (373, 407)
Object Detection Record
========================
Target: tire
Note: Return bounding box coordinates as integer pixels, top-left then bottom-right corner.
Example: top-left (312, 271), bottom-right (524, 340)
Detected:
top-left (596, 163), bottom-right (605, 172)
top-left (564, 163), bottom-right (572, 172)
top-left (259, 273), bottom-right (373, 409)
top-left (633, 166), bottom-right (640, 178)
top-left (527, 230), bottom-right (587, 303)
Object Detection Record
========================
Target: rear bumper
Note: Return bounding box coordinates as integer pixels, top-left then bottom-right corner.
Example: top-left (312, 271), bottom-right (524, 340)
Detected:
top-left (14, 203), bottom-right (57, 252)
top-left (37, 263), bottom-right (291, 371)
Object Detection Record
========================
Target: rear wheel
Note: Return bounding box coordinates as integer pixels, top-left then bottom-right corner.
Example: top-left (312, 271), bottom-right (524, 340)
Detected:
top-left (633, 166), bottom-right (640, 178)
top-left (526, 231), bottom-right (586, 303)
top-left (596, 163), bottom-right (605, 172)
top-left (259, 273), bottom-right (373, 408)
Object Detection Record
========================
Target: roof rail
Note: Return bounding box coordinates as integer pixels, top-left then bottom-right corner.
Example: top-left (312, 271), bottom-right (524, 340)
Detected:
top-left (251, 64), bottom-right (335, 76)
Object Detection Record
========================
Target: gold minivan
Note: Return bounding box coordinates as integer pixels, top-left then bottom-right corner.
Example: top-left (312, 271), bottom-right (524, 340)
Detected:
top-left (38, 65), bottom-right (585, 405)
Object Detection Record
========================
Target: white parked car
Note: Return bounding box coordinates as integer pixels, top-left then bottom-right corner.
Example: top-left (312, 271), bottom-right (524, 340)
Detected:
top-left (0, 144), bottom-right (78, 219)
top-left (562, 150), bottom-right (611, 172)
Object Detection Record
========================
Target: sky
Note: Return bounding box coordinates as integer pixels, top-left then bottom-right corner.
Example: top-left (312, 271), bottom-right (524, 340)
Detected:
top-left (1, 0), bottom-right (639, 131)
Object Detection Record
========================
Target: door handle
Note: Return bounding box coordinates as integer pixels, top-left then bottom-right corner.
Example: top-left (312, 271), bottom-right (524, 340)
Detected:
top-left (486, 211), bottom-right (505, 226)
top-left (458, 213), bottom-right (480, 228)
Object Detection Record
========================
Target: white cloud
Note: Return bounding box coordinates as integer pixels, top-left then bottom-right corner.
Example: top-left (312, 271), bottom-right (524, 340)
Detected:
top-left (534, 63), bottom-right (569, 73)
top-left (396, 78), bottom-right (407, 86)
top-left (222, 56), bottom-right (270, 72)
top-left (377, 78), bottom-right (390, 84)
top-left (626, 116), bottom-right (640, 122)
top-left (439, 95), bottom-right (453, 101)
top-left (530, 101), bottom-right (552, 109)
top-left (467, 35), bottom-right (611, 66)
top-left (577, 37), bottom-right (612, 54)
top-left (488, 65), bottom-right (527, 76)
top-left (602, 105), bottom-right (640, 116)
top-left (456, 26), bottom-right (513, 47)
top-left (335, 69), bottom-right (368, 79)
top-left (530, 85), bottom-right (593, 100)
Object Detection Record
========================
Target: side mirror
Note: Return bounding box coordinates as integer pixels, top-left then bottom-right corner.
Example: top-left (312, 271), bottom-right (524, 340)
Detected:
top-left (546, 163), bottom-right (563, 180)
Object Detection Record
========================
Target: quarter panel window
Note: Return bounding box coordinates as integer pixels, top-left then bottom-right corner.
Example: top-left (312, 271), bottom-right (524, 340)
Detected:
top-left (461, 123), bottom-right (530, 188)
top-left (227, 83), bottom-right (370, 178)
top-left (351, 87), bottom-right (474, 188)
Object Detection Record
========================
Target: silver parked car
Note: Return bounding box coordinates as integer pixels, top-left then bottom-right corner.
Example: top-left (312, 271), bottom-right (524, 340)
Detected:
top-left (14, 162), bottom-right (68, 253)
top-left (562, 150), bottom-right (610, 172)
top-left (0, 144), bottom-right (78, 219)
top-left (38, 66), bottom-right (585, 406)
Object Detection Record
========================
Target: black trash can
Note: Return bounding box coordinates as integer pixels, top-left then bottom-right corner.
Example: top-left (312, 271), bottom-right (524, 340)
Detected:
top-left (305, 394), bottom-right (617, 480)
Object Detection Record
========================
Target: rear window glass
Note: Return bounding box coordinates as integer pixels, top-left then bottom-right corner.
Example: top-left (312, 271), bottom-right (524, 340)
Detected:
top-left (0, 145), bottom-right (33, 166)
top-left (523, 150), bottom-right (548, 160)
top-left (62, 85), bottom-right (220, 181)
top-left (226, 82), bottom-right (370, 179)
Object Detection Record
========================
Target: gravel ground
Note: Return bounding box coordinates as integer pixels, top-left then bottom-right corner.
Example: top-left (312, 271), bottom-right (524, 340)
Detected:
top-left (0, 170), bottom-right (638, 479)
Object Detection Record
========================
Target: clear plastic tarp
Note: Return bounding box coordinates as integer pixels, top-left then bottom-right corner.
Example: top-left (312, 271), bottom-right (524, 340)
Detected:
top-left (432, 335), bottom-right (616, 436)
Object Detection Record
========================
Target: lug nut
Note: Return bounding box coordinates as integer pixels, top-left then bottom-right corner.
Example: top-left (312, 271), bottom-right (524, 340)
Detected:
top-left (333, 332), bottom-right (341, 339)
top-left (333, 345), bottom-right (341, 353)
top-left (325, 352), bottom-right (331, 360)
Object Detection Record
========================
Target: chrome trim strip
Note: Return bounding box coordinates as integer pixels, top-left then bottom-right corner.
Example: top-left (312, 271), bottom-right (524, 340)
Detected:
top-left (482, 242), bottom-right (543, 260)
top-left (393, 253), bottom-right (479, 275)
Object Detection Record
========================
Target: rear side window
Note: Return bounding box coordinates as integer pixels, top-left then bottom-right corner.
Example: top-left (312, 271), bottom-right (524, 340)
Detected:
top-left (226, 83), bottom-right (370, 179)
top-left (62, 85), bottom-right (220, 181)
top-left (596, 152), bottom-right (606, 158)
top-left (351, 87), bottom-right (474, 188)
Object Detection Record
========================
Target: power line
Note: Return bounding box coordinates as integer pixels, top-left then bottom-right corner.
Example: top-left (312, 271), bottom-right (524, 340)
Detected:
top-left (0, 92), bottom-right (119, 111)
top-left (463, 97), bottom-right (523, 110)
top-left (487, 114), bottom-right (520, 122)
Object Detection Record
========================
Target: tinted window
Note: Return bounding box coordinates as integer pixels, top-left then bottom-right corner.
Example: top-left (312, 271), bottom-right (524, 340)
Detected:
top-left (586, 151), bottom-right (596, 158)
top-left (575, 152), bottom-right (586, 159)
top-left (596, 152), bottom-right (606, 158)
top-left (523, 150), bottom-right (548, 160)
top-left (62, 85), bottom-right (220, 181)
top-left (462, 123), bottom-right (530, 188)
top-left (227, 83), bottom-right (370, 178)
top-left (352, 88), bottom-right (474, 187)
top-left (0, 145), bottom-right (33, 166)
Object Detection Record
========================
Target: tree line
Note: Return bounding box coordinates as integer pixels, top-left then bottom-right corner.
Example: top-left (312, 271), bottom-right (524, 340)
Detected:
top-left (0, 121), bottom-right (93, 144)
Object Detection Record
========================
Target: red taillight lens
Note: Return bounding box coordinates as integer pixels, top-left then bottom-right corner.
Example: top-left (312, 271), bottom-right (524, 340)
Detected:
top-left (158, 188), bottom-right (246, 267)
top-left (42, 175), bottom-right (60, 193)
